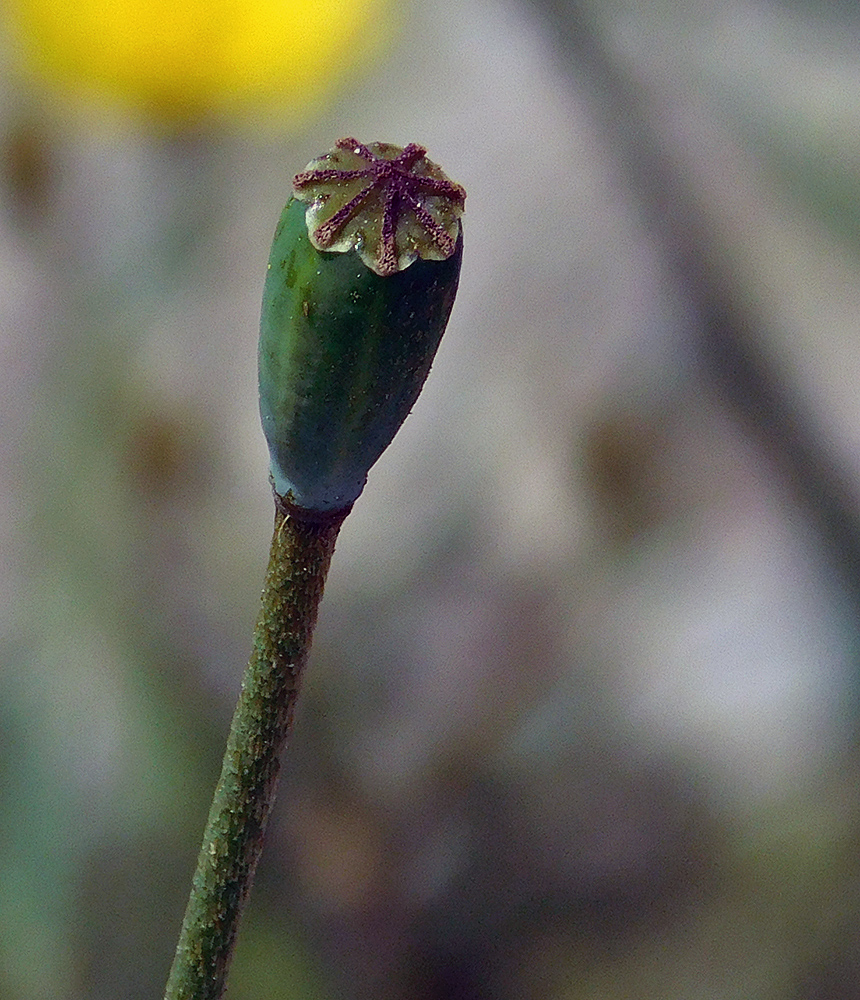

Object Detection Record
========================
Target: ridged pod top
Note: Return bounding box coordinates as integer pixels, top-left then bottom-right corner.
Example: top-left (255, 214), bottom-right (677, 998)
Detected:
top-left (292, 137), bottom-right (465, 276)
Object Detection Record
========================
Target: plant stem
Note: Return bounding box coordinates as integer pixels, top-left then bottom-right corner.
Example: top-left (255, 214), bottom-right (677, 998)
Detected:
top-left (164, 499), bottom-right (349, 1000)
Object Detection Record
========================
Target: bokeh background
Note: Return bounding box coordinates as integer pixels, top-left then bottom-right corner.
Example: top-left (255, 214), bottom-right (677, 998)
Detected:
top-left (2, 1), bottom-right (860, 997)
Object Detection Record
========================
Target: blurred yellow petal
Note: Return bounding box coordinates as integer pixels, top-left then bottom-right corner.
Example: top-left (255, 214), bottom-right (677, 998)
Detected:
top-left (8, 0), bottom-right (395, 122)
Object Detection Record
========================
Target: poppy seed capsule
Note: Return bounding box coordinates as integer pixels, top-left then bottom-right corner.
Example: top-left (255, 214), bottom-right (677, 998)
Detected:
top-left (258, 139), bottom-right (465, 513)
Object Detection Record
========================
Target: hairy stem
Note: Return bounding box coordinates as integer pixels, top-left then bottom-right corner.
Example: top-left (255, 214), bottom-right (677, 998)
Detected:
top-left (164, 500), bottom-right (348, 1000)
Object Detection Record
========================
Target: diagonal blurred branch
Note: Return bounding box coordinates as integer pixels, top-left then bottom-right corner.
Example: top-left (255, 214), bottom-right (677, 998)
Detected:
top-left (529, 0), bottom-right (860, 602)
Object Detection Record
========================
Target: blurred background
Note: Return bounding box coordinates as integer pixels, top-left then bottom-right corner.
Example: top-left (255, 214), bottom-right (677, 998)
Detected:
top-left (2, 0), bottom-right (860, 997)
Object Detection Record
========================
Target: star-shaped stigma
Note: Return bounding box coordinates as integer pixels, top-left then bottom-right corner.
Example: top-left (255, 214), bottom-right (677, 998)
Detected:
top-left (293, 138), bottom-right (466, 277)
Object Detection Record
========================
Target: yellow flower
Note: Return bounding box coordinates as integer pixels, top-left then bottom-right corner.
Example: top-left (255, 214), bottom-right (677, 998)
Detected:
top-left (8, 0), bottom-right (395, 123)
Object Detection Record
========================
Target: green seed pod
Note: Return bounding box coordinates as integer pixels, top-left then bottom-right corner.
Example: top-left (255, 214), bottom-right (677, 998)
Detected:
top-left (258, 138), bottom-right (465, 514)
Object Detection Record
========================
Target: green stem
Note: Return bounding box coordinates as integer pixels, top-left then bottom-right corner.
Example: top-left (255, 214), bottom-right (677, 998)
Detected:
top-left (164, 500), bottom-right (349, 1000)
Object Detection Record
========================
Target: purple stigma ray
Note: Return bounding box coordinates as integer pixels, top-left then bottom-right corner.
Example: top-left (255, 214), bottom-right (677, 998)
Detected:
top-left (293, 138), bottom-right (465, 277)
top-left (293, 167), bottom-right (368, 186)
top-left (401, 192), bottom-right (457, 255)
top-left (378, 185), bottom-right (400, 276)
top-left (312, 183), bottom-right (377, 248)
top-left (336, 137), bottom-right (376, 160)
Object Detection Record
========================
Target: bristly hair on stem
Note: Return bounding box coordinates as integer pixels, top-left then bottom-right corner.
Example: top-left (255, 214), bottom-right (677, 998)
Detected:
top-left (163, 502), bottom-right (348, 1000)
